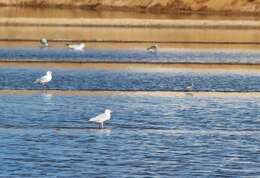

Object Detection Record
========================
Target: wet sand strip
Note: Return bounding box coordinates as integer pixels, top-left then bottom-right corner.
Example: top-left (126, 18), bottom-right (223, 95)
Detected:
top-left (1, 89), bottom-right (260, 98)
top-left (1, 18), bottom-right (260, 29)
top-left (2, 38), bottom-right (260, 45)
top-left (1, 61), bottom-right (260, 73)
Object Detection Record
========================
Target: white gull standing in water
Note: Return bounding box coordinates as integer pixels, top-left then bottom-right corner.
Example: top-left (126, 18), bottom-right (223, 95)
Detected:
top-left (34, 71), bottom-right (52, 85)
top-left (147, 44), bottom-right (158, 53)
top-left (89, 109), bottom-right (112, 129)
top-left (186, 83), bottom-right (193, 91)
top-left (185, 82), bottom-right (194, 96)
top-left (66, 43), bottom-right (85, 51)
top-left (40, 38), bottom-right (49, 47)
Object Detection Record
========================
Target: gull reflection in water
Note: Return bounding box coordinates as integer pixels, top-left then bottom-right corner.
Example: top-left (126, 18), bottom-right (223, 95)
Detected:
top-left (89, 128), bottom-right (112, 136)
top-left (41, 92), bottom-right (53, 104)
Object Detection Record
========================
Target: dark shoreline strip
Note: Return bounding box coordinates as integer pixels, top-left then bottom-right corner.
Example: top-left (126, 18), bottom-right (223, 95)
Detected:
top-left (0, 23), bottom-right (259, 29)
top-left (1, 22), bottom-right (260, 30)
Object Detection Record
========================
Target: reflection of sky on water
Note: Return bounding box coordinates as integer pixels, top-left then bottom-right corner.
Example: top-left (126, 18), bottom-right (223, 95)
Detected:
top-left (0, 94), bottom-right (259, 177)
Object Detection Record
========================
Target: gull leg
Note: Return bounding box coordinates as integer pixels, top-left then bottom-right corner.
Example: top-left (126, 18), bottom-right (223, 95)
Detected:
top-left (42, 83), bottom-right (46, 90)
top-left (101, 122), bottom-right (104, 129)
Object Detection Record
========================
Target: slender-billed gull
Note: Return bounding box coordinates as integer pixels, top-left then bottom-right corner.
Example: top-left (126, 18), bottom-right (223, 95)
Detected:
top-left (66, 43), bottom-right (85, 51)
top-left (40, 38), bottom-right (49, 47)
top-left (89, 109), bottom-right (112, 129)
top-left (34, 71), bottom-right (52, 85)
top-left (147, 44), bottom-right (158, 53)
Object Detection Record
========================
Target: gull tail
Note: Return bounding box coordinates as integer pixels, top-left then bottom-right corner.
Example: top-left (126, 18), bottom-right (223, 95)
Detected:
top-left (89, 117), bottom-right (96, 122)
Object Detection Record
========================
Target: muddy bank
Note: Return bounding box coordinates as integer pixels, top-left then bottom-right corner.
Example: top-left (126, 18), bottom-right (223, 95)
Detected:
top-left (2, 61), bottom-right (260, 74)
top-left (1, 89), bottom-right (260, 98)
top-left (0, 0), bottom-right (259, 14)
top-left (1, 24), bottom-right (260, 46)
top-left (2, 18), bottom-right (260, 29)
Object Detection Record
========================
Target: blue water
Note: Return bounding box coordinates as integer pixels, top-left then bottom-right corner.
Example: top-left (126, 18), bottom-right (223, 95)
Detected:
top-left (1, 67), bottom-right (260, 91)
top-left (1, 48), bottom-right (260, 63)
top-left (0, 47), bottom-right (260, 177)
top-left (0, 94), bottom-right (259, 177)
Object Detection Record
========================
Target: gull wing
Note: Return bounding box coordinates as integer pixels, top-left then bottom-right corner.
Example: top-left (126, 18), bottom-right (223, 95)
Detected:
top-left (39, 74), bottom-right (51, 83)
top-left (34, 75), bottom-right (49, 83)
top-left (68, 44), bottom-right (79, 49)
top-left (68, 44), bottom-right (75, 49)
top-left (89, 113), bottom-right (107, 123)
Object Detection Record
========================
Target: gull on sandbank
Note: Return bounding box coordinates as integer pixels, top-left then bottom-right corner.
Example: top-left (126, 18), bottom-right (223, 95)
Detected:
top-left (34, 71), bottom-right (52, 85)
top-left (147, 44), bottom-right (158, 53)
top-left (40, 38), bottom-right (49, 47)
top-left (89, 109), bottom-right (112, 129)
top-left (66, 43), bottom-right (85, 51)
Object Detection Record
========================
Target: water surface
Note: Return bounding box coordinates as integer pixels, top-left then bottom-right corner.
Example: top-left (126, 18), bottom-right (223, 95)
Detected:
top-left (0, 93), bottom-right (259, 177)
top-left (1, 66), bottom-right (260, 91)
top-left (1, 48), bottom-right (260, 64)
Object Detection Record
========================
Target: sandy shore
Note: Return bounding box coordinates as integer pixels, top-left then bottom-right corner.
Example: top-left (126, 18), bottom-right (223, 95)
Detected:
top-left (1, 17), bottom-right (260, 29)
top-left (1, 89), bottom-right (260, 98)
top-left (1, 61), bottom-right (260, 74)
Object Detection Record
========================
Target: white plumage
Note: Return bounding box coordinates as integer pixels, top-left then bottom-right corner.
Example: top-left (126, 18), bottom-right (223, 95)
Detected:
top-left (34, 71), bottom-right (52, 85)
top-left (186, 83), bottom-right (193, 91)
top-left (40, 38), bottom-right (49, 47)
top-left (89, 109), bottom-right (112, 129)
top-left (67, 43), bottom-right (85, 51)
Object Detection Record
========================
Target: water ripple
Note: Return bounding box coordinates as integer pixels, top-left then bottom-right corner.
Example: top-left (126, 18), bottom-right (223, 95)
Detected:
top-left (0, 48), bottom-right (260, 63)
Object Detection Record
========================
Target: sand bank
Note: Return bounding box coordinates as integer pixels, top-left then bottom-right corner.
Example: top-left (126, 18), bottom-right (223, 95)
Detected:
top-left (1, 18), bottom-right (260, 29)
top-left (1, 61), bottom-right (260, 74)
top-left (1, 89), bottom-right (260, 98)
top-left (1, 25), bottom-right (260, 48)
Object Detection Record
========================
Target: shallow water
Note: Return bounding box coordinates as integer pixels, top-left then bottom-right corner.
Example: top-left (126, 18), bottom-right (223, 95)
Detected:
top-left (1, 67), bottom-right (260, 91)
top-left (1, 48), bottom-right (260, 64)
top-left (0, 42), bottom-right (260, 177)
top-left (0, 93), bottom-right (259, 177)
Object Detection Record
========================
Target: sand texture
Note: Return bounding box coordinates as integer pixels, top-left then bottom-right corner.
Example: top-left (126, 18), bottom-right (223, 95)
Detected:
top-left (0, 0), bottom-right (260, 14)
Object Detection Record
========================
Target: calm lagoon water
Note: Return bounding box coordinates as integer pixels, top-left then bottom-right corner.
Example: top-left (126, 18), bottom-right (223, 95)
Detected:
top-left (1, 67), bottom-right (260, 91)
top-left (0, 93), bottom-right (259, 177)
top-left (1, 48), bottom-right (260, 63)
top-left (0, 47), bottom-right (259, 177)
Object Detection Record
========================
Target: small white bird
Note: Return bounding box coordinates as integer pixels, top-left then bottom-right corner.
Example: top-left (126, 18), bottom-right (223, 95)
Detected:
top-left (186, 83), bottom-right (193, 91)
top-left (89, 109), bottom-right (112, 129)
top-left (40, 38), bottom-right (49, 47)
top-left (34, 71), bottom-right (52, 85)
top-left (147, 44), bottom-right (158, 53)
top-left (66, 43), bottom-right (85, 51)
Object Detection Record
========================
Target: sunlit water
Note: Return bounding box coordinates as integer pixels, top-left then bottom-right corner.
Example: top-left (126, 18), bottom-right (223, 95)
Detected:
top-left (0, 46), bottom-right (260, 177)
top-left (0, 94), bottom-right (259, 177)
top-left (1, 67), bottom-right (260, 91)
top-left (1, 48), bottom-right (260, 63)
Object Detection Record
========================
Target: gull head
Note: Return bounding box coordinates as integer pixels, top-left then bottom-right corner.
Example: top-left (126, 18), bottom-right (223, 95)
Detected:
top-left (46, 71), bottom-right (52, 76)
top-left (105, 109), bottom-right (112, 114)
top-left (154, 44), bottom-right (158, 48)
top-left (40, 38), bottom-right (48, 46)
